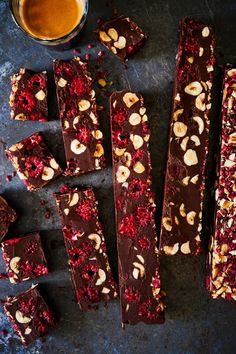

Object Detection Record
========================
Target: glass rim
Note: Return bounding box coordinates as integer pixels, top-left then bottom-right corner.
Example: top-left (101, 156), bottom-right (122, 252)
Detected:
top-left (8, 0), bottom-right (89, 45)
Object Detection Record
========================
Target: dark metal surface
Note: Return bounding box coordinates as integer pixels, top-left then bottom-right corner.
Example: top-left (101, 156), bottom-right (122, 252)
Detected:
top-left (0, 0), bottom-right (236, 353)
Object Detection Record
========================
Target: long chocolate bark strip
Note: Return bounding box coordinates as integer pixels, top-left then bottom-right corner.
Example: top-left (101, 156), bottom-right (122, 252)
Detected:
top-left (54, 187), bottom-right (118, 310)
top-left (159, 18), bottom-right (216, 256)
top-left (110, 90), bottom-right (165, 325)
top-left (207, 67), bottom-right (236, 302)
top-left (53, 57), bottom-right (106, 176)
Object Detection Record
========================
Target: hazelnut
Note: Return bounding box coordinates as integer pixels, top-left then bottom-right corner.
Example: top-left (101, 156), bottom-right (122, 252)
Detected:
top-left (179, 203), bottom-right (186, 217)
top-left (136, 255), bottom-right (145, 264)
top-left (175, 216), bottom-right (179, 225)
top-left (207, 65), bottom-right (214, 72)
top-left (73, 116), bottom-right (80, 129)
top-left (202, 26), bottom-right (210, 37)
top-left (9, 257), bottom-right (21, 274)
top-left (195, 235), bottom-right (201, 242)
top-left (184, 149), bottom-right (198, 166)
top-left (130, 134), bottom-right (143, 149)
top-left (58, 78), bottom-right (67, 87)
top-left (124, 152), bottom-right (132, 167)
top-left (193, 116), bottom-right (204, 134)
top-left (15, 113), bottom-right (27, 120)
top-left (163, 243), bottom-right (179, 255)
top-left (199, 47), bottom-right (204, 56)
top-left (195, 93), bottom-right (206, 111)
top-left (229, 132), bottom-right (236, 144)
top-left (228, 69), bottom-right (236, 77)
top-left (111, 46), bottom-right (117, 54)
top-left (64, 120), bottom-right (70, 129)
top-left (49, 158), bottom-right (59, 170)
top-left (129, 113), bottom-right (141, 126)
top-left (99, 31), bottom-right (111, 42)
top-left (173, 122), bottom-right (187, 137)
top-left (95, 269), bottom-right (106, 286)
top-left (71, 140), bottom-right (86, 155)
top-left (180, 136), bottom-right (189, 151)
top-left (173, 108), bottom-right (184, 121)
top-left (139, 107), bottom-right (146, 115)
top-left (123, 92), bottom-right (139, 108)
top-left (42, 166), bottom-right (55, 181)
top-left (35, 90), bottom-right (46, 101)
top-left (98, 78), bottom-right (107, 87)
top-left (187, 56), bottom-right (194, 64)
top-left (190, 135), bottom-right (200, 146)
top-left (175, 93), bottom-right (181, 101)
top-left (190, 174), bottom-right (199, 184)
top-left (186, 211), bottom-right (196, 225)
top-left (162, 217), bottom-right (172, 231)
top-left (15, 310), bottom-right (31, 324)
top-left (78, 99), bottom-right (91, 111)
top-left (180, 241), bottom-right (191, 254)
top-left (133, 161), bottom-right (145, 174)
top-left (69, 193), bottom-right (79, 207)
top-left (144, 134), bottom-right (150, 142)
top-left (102, 287), bottom-right (111, 294)
top-left (88, 233), bottom-right (101, 250)
top-left (9, 142), bottom-right (23, 151)
top-left (184, 82), bottom-right (202, 96)
top-left (220, 199), bottom-right (232, 209)
top-left (92, 130), bottom-right (103, 140)
top-left (25, 327), bottom-right (32, 335)
top-left (115, 148), bottom-right (126, 156)
top-left (114, 36), bottom-right (127, 49)
top-left (116, 165), bottom-right (130, 183)
top-left (90, 112), bottom-right (98, 124)
top-left (108, 28), bottom-right (118, 41)
top-left (94, 143), bottom-right (104, 158)
top-left (132, 262), bottom-right (145, 278)
top-left (64, 208), bottom-right (69, 215)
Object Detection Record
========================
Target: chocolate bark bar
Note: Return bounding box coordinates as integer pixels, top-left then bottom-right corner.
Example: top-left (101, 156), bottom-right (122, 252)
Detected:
top-left (5, 132), bottom-right (62, 191)
top-left (0, 196), bottom-right (17, 241)
top-left (53, 57), bottom-right (105, 176)
top-left (4, 284), bottom-right (54, 346)
top-left (1, 232), bottom-right (48, 284)
top-left (207, 67), bottom-right (236, 302)
top-left (9, 68), bottom-right (48, 122)
top-left (98, 16), bottom-right (147, 61)
top-left (54, 187), bottom-right (118, 310)
top-left (110, 90), bottom-right (165, 325)
top-left (159, 18), bottom-right (216, 256)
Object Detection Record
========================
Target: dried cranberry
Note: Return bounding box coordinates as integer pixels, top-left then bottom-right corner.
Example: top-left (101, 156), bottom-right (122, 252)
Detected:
top-left (17, 91), bottom-right (36, 111)
top-left (119, 215), bottom-right (137, 239)
top-left (28, 74), bottom-right (46, 90)
top-left (138, 237), bottom-right (151, 250)
top-left (76, 199), bottom-right (94, 221)
top-left (25, 133), bottom-right (42, 148)
top-left (69, 76), bottom-right (87, 96)
top-left (113, 108), bottom-right (127, 125)
top-left (76, 126), bottom-right (91, 143)
top-left (69, 248), bottom-right (85, 267)
top-left (124, 288), bottom-right (140, 302)
top-left (81, 264), bottom-right (99, 281)
top-left (128, 179), bottom-right (147, 199)
top-left (25, 156), bottom-right (44, 178)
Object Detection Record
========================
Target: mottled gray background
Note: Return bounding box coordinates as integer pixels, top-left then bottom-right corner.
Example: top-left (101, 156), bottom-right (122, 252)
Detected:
top-left (0, 0), bottom-right (236, 353)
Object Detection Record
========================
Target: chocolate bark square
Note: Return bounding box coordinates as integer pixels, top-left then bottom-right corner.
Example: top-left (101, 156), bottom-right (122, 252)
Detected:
top-left (0, 196), bottom-right (17, 241)
top-left (5, 132), bottom-right (62, 191)
top-left (1, 232), bottom-right (48, 284)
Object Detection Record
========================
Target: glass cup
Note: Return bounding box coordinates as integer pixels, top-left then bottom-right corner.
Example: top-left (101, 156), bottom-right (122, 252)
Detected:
top-left (8, 0), bottom-right (89, 49)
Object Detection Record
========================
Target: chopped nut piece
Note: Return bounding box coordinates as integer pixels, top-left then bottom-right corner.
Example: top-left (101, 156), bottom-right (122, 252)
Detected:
top-left (99, 31), bottom-right (111, 42)
top-left (116, 165), bottom-right (130, 183)
top-left (129, 113), bottom-right (141, 126)
top-left (173, 122), bottom-right (187, 137)
top-left (184, 81), bottom-right (202, 96)
top-left (108, 28), bottom-right (118, 41)
top-left (163, 243), bottom-right (179, 255)
top-left (184, 149), bottom-right (198, 166)
top-left (202, 26), bottom-right (210, 37)
top-left (78, 99), bottom-right (91, 111)
top-left (180, 241), bottom-right (191, 254)
top-left (186, 211), bottom-right (196, 225)
top-left (163, 217), bottom-right (172, 231)
top-left (70, 140), bottom-right (86, 155)
top-left (193, 116), bottom-right (204, 134)
top-left (195, 93), bottom-right (206, 111)
top-left (123, 92), bottom-right (139, 108)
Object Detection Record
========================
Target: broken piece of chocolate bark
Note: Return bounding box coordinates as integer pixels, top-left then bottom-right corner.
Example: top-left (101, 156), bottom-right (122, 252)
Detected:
top-left (0, 196), bottom-right (17, 241)
top-left (1, 232), bottom-right (48, 284)
top-left (53, 57), bottom-right (105, 176)
top-left (159, 18), bottom-right (216, 256)
top-left (5, 132), bottom-right (62, 191)
top-left (207, 67), bottom-right (236, 303)
top-left (9, 68), bottom-right (48, 122)
top-left (54, 186), bottom-right (118, 310)
top-left (110, 90), bottom-right (165, 325)
top-left (4, 284), bottom-right (54, 346)
top-left (98, 16), bottom-right (147, 61)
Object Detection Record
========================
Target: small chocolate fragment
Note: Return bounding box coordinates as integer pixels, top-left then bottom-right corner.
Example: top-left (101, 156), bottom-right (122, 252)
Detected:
top-left (9, 68), bottom-right (48, 122)
top-left (98, 15), bottom-right (147, 61)
top-left (54, 187), bottom-right (118, 310)
top-left (0, 196), bottom-right (17, 241)
top-left (53, 57), bottom-right (106, 176)
top-left (110, 90), bottom-right (165, 325)
top-left (5, 132), bottom-right (62, 191)
top-left (1, 232), bottom-right (49, 284)
top-left (207, 67), bottom-right (236, 303)
top-left (160, 18), bottom-right (216, 256)
top-left (4, 284), bottom-right (54, 346)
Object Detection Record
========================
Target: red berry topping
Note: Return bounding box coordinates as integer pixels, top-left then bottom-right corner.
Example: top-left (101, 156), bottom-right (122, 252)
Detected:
top-left (55, 62), bottom-right (74, 76)
top-left (76, 199), bottom-right (94, 221)
top-left (135, 205), bottom-right (154, 227)
top-left (25, 156), bottom-right (44, 178)
top-left (25, 133), bottom-right (43, 148)
top-left (69, 248), bottom-right (85, 267)
top-left (113, 108), bottom-right (127, 125)
top-left (69, 76), bottom-right (87, 96)
top-left (138, 299), bottom-right (161, 320)
top-left (128, 179), bottom-right (147, 199)
top-left (18, 297), bottom-right (35, 314)
top-left (124, 288), bottom-right (140, 302)
top-left (28, 74), bottom-right (46, 90)
top-left (142, 121), bottom-right (149, 135)
top-left (76, 126), bottom-right (91, 144)
top-left (41, 310), bottom-right (54, 324)
top-left (152, 275), bottom-right (161, 289)
top-left (76, 285), bottom-right (98, 302)
top-left (132, 149), bottom-right (145, 163)
top-left (63, 99), bottom-right (78, 119)
top-left (33, 264), bottom-right (48, 276)
top-left (63, 225), bottom-right (84, 241)
top-left (119, 214), bottom-right (137, 239)
top-left (81, 263), bottom-right (99, 281)
top-left (20, 260), bottom-right (34, 276)
top-left (138, 236), bottom-right (151, 250)
top-left (30, 112), bottom-right (48, 122)
top-left (112, 129), bottom-right (129, 147)
top-left (33, 318), bottom-right (48, 334)
top-left (25, 241), bottom-right (38, 254)
top-left (17, 91), bottom-right (36, 111)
